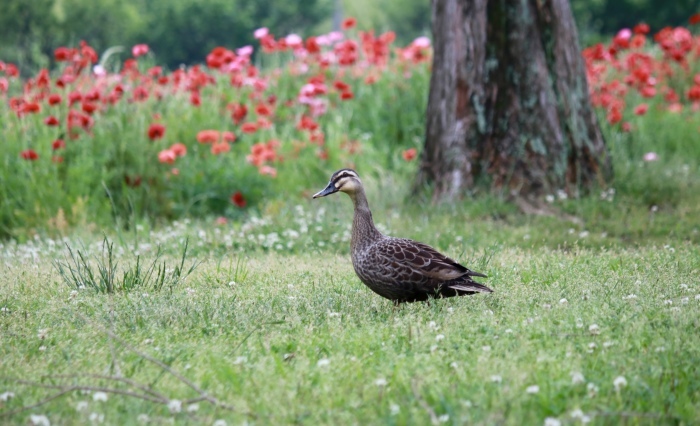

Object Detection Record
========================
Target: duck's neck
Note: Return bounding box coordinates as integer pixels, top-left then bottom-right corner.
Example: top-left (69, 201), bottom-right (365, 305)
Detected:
top-left (349, 188), bottom-right (382, 252)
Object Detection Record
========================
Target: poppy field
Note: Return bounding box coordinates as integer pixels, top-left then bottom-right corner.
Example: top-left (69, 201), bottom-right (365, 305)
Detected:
top-left (1, 17), bottom-right (699, 239)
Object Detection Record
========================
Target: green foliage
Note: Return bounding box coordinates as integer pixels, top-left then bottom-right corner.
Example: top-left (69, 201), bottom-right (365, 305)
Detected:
top-left (54, 237), bottom-right (199, 294)
top-left (1, 230), bottom-right (698, 423)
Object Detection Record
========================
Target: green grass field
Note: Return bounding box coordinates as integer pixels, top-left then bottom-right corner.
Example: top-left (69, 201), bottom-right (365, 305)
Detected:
top-left (1, 196), bottom-right (699, 425)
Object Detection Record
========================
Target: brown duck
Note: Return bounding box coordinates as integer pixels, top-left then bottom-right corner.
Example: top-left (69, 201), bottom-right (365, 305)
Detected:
top-left (313, 169), bottom-right (493, 303)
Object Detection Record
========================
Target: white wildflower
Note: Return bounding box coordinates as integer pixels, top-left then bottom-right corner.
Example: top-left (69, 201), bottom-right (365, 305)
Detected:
top-left (587, 382), bottom-right (598, 397)
top-left (505, 329), bottom-right (513, 334)
top-left (542, 303), bottom-right (551, 309)
top-left (186, 287), bottom-right (195, 296)
top-left (374, 378), bottom-right (387, 387)
top-left (428, 321), bottom-right (439, 330)
top-left (681, 297), bottom-right (689, 305)
top-left (0, 391), bottom-right (15, 401)
top-left (624, 294), bottom-right (638, 300)
top-left (450, 361), bottom-right (459, 369)
top-left (680, 283), bottom-right (689, 291)
top-left (571, 372), bottom-right (585, 385)
top-left (39, 346), bottom-right (47, 351)
top-left (75, 401), bottom-right (89, 411)
top-left (696, 294), bottom-right (700, 300)
top-left (655, 346), bottom-right (666, 352)
top-left (328, 312), bottom-right (340, 318)
top-left (613, 376), bottom-right (627, 391)
top-left (603, 341), bottom-right (614, 348)
top-left (137, 414), bottom-right (150, 424)
top-left (69, 290), bottom-right (78, 299)
top-left (588, 342), bottom-right (597, 350)
top-left (37, 329), bottom-right (48, 340)
top-left (526, 385), bottom-right (540, 394)
top-left (559, 298), bottom-right (568, 305)
top-left (92, 392), bottom-right (108, 402)
top-left (390, 404), bottom-right (400, 415)
top-left (544, 418), bottom-right (561, 426)
top-left (317, 358), bottom-right (330, 367)
top-left (588, 324), bottom-right (600, 335)
top-left (435, 334), bottom-right (445, 341)
top-left (438, 414), bottom-right (450, 423)
top-left (664, 299), bottom-right (673, 305)
top-left (490, 375), bottom-right (502, 383)
top-left (430, 345), bottom-right (438, 352)
top-left (576, 319), bottom-right (583, 328)
top-left (461, 400), bottom-right (473, 408)
top-left (187, 403), bottom-right (199, 412)
top-left (89, 412), bottom-right (104, 423)
top-left (168, 399), bottom-right (182, 413)
top-left (579, 231), bottom-right (589, 238)
top-left (233, 356), bottom-right (247, 365)
top-left (29, 414), bottom-right (50, 426)
top-left (482, 345), bottom-right (491, 352)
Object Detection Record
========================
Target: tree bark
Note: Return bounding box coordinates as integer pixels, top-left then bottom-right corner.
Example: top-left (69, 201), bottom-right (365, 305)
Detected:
top-left (419, 0), bottom-right (612, 201)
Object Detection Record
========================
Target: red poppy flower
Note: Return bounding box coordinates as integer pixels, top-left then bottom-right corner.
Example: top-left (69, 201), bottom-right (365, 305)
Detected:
top-left (231, 191), bottom-right (246, 207)
top-left (402, 148), bottom-right (417, 161)
top-left (342, 17), bottom-right (357, 30)
top-left (190, 91), bottom-right (201, 106)
top-left (170, 143), bottom-right (187, 157)
top-left (340, 90), bottom-right (354, 100)
top-left (211, 142), bottom-right (230, 155)
top-left (158, 149), bottom-right (176, 164)
top-left (148, 123), bottom-right (166, 140)
top-left (690, 13), bottom-right (700, 25)
top-left (132, 44), bottom-right (150, 57)
top-left (44, 116), bottom-right (59, 126)
top-left (633, 23), bottom-right (649, 35)
top-left (52, 139), bottom-right (66, 150)
top-left (241, 122), bottom-right (258, 134)
top-left (196, 130), bottom-right (220, 144)
top-left (255, 103), bottom-right (272, 116)
top-left (21, 149), bottom-right (39, 161)
top-left (45, 94), bottom-right (61, 106)
top-left (0, 77), bottom-right (8, 93)
top-left (82, 101), bottom-right (98, 115)
top-left (222, 131), bottom-right (236, 143)
top-left (230, 103), bottom-right (248, 124)
top-left (52, 156), bottom-right (64, 164)
top-left (634, 103), bottom-right (649, 116)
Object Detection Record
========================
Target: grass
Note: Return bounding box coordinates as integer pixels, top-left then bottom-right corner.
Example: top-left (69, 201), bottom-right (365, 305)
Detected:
top-left (1, 204), bottom-right (699, 425)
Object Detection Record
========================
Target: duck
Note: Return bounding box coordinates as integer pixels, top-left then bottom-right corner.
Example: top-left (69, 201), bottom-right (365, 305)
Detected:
top-left (313, 169), bottom-right (493, 304)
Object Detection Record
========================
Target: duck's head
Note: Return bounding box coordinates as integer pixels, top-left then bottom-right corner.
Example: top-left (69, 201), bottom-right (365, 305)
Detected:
top-left (313, 169), bottom-right (362, 199)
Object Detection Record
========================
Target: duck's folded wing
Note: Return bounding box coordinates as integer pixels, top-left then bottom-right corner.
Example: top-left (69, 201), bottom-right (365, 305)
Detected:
top-left (371, 238), bottom-right (486, 282)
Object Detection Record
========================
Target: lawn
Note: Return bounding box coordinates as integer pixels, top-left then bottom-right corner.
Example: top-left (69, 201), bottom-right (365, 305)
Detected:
top-left (1, 199), bottom-right (699, 425)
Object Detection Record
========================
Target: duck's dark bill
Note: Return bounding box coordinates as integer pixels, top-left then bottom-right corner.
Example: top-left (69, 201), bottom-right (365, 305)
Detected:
top-left (313, 182), bottom-right (338, 198)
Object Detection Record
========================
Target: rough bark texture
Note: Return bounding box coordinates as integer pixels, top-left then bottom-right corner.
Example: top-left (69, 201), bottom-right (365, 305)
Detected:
top-left (419, 0), bottom-right (611, 200)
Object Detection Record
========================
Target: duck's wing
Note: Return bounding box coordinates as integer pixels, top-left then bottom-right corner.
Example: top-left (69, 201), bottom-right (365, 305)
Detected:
top-left (368, 238), bottom-right (486, 283)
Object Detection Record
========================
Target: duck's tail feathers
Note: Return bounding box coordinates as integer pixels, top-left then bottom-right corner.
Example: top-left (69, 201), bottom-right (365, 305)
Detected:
top-left (448, 282), bottom-right (493, 294)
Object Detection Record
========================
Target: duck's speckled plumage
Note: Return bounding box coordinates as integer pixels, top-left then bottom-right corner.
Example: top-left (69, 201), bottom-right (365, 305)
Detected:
top-left (313, 169), bottom-right (493, 303)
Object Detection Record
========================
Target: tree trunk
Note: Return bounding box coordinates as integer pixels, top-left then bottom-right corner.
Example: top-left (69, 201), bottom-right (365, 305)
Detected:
top-left (418, 0), bottom-right (612, 201)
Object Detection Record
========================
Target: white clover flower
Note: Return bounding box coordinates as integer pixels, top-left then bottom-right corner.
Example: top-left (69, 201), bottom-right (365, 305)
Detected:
top-left (168, 399), bottom-right (182, 413)
top-left (92, 392), bottom-right (108, 402)
top-left (588, 324), bottom-right (600, 335)
top-left (526, 385), bottom-right (540, 394)
top-left (613, 376), bottom-right (627, 391)
top-left (587, 382), bottom-right (598, 397)
top-left (542, 303), bottom-right (551, 309)
top-left (603, 341), bottom-right (614, 348)
top-left (559, 298), bottom-right (568, 305)
top-left (37, 329), bottom-right (48, 340)
top-left (588, 342), bottom-right (597, 350)
top-left (680, 283), bottom-right (689, 291)
top-left (89, 412), bottom-right (104, 423)
top-left (390, 404), bottom-right (400, 415)
top-left (69, 290), bottom-right (78, 299)
top-left (29, 414), bottom-right (50, 426)
top-left (450, 362), bottom-right (459, 369)
top-left (430, 345), bottom-right (438, 352)
top-left (435, 334), bottom-right (445, 341)
top-left (576, 319), bottom-right (583, 328)
top-left (233, 356), bottom-right (247, 365)
top-left (664, 299), bottom-right (673, 305)
top-left (0, 391), bottom-right (14, 401)
top-left (213, 420), bottom-right (227, 426)
top-left (75, 401), bottom-right (88, 411)
top-left (505, 328), bottom-right (513, 334)
top-left (655, 346), bottom-right (666, 352)
top-left (328, 312), bottom-right (340, 318)
top-left (570, 408), bottom-right (584, 419)
top-left (571, 372), bottom-right (585, 385)
top-left (39, 346), bottom-right (47, 352)
top-left (428, 321), bottom-right (439, 330)
top-left (482, 345), bottom-right (491, 352)
top-left (137, 414), bottom-right (150, 424)
top-left (374, 378), bottom-right (387, 387)
top-left (544, 418), bottom-right (561, 426)
top-left (187, 403), bottom-right (199, 412)
top-left (623, 294), bottom-right (638, 300)
top-left (490, 375), bottom-right (502, 383)
top-left (317, 358), bottom-right (330, 367)
top-left (681, 297), bottom-right (689, 305)
top-left (438, 414), bottom-right (449, 423)
top-left (696, 294), bottom-right (700, 300)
